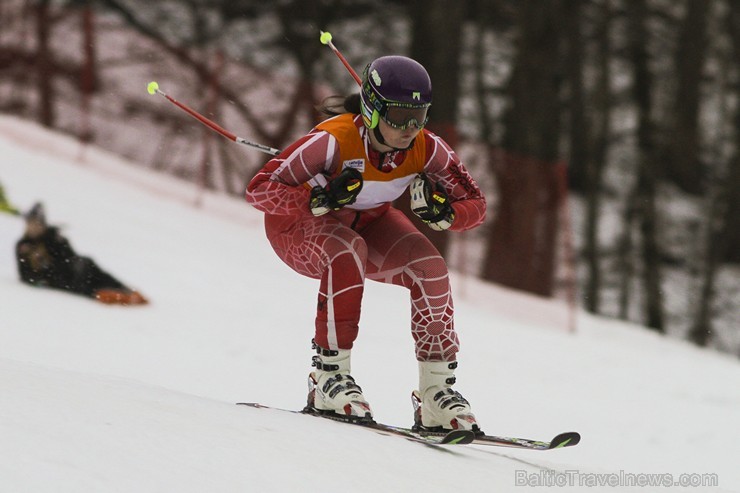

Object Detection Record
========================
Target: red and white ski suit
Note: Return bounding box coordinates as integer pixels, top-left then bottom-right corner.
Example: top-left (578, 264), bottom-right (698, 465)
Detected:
top-left (246, 114), bottom-right (486, 361)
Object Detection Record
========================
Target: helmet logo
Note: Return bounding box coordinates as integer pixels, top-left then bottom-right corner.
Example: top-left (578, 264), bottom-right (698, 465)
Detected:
top-left (412, 92), bottom-right (421, 100)
top-left (371, 69), bottom-right (382, 86)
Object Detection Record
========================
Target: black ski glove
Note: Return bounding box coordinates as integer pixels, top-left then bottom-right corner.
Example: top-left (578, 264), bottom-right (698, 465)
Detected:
top-left (309, 168), bottom-right (363, 216)
top-left (409, 174), bottom-right (455, 231)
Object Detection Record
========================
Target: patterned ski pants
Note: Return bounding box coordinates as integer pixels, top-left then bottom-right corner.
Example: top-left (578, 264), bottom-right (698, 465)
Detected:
top-left (265, 207), bottom-right (459, 361)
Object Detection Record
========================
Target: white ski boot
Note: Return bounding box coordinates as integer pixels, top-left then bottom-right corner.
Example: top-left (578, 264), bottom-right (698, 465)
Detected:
top-left (306, 341), bottom-right (373, 422)
top-left (412, 361), bottom-right (480, 433)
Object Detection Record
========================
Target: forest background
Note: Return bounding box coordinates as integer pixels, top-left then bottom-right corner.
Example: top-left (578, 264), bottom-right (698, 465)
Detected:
top-left (1, 0), bottom-right (738, 356)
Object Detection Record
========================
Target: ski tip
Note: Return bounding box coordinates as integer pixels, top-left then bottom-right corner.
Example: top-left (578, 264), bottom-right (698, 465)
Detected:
top-left (236, 402), bottom-right (266, 408)
top-left (441, 430), bottom-right (476, 445)
top-left (548, 431), bottom-right (581, 449)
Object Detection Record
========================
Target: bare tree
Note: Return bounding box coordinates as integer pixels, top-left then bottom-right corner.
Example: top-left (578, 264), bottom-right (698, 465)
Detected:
top-left (564, 0), bottom-right (589, 194)
top-left (34, 0), bottom-right (55, 127)
top-left (583, 0), bottom-right (614, 314)
top-left (688, 174), bottom-right (724, 347)
top-left (718, 0), bottom-right (740, 265)
top-left (626, 0), bottom-right (664, 332)
top-left (690, 0), bottom-right (740, 346)
top-left (405, 0), bottom-right (466, 257)
top-left (665, 0), bottom-right (709, 195)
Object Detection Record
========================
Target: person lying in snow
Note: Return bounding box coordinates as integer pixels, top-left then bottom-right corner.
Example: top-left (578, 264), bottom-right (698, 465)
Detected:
top-left (15, 202), bottom-right (148, 305)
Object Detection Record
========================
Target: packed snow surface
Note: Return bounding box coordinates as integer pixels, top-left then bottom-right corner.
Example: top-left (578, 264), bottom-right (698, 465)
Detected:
top-left (1, 116), bottom-right (738, 492)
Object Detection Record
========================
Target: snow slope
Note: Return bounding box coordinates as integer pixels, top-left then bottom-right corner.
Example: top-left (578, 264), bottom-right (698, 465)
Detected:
top-left (1, 115), bottom-right (738, 492)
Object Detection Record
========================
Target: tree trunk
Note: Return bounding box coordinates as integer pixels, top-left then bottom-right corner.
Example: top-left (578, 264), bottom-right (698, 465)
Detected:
top-left (617, 194), bottom-right (636, 320)
top-left (688, 190), bottom-right (722, 346)
top-left (690, 0), bottom-right (740, 344)
top-left (584, 0), bottom-right (613, 314)
top-left (627, 0), bottom-right (665, 332)
top-left (407, 0), bottom-right (465, 258)
top-left (79, 4), bottom-right (96, 143)
top-left (719, 152), bottom-right (740, 263)
top-left (564, 0), bottom-right (589, 193)
top-left (720, 2), bottom-right (740, 264)
top-left (666, 0), bottom-right (708, 195)
top-left (276, 0), bottom-right (325, 136)
top-left (34, 0), bottom-right (54, 127)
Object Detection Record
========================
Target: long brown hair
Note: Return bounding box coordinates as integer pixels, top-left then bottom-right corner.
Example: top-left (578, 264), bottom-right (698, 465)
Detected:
top-left (316, 93), bottom-right (361, 119)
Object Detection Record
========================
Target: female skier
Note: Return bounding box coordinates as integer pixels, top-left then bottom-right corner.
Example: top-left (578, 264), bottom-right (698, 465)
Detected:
top-left (245, 56), bottom-right (486, 432)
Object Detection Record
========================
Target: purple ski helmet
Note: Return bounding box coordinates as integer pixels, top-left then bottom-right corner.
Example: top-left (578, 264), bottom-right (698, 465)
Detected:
top-left (360, 56), bottom-right (432, 130)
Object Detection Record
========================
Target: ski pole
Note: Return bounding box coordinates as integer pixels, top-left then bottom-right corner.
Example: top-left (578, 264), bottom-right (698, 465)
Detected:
top-left (146, 81), bottom-right (281, 156)
top-left (319, 31), bottom-right (362, 86)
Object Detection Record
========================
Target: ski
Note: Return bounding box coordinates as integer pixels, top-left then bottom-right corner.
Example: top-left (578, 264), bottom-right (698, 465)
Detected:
top-left (236, 402), bottom-right (580, 450)
top-left (471, 431), bottom-right (580, 450)
top-left (236, 402), bottom-right (474, 446)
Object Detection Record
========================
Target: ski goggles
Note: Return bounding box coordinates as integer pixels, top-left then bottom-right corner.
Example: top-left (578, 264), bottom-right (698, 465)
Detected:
top-left (381, 103), bottom-right (430, 130)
